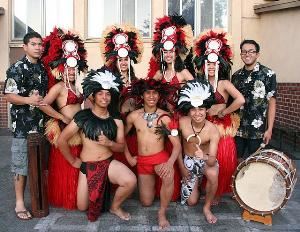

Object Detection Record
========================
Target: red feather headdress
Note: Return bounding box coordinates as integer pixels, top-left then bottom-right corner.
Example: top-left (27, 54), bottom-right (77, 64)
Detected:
top-left (147, 15), bottom-right (193, 78)
top-left (41, 27), bottom-right (88, 89)
top-left (100, 24), bottom-right (144, 69)
top-left (193, 29), bottom-right (233, 90)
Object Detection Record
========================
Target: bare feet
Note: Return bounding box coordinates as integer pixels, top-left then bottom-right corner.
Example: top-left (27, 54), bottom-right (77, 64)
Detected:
top-left (203, 207), bottom-right (217, 224)
top-left (158, 209), bottom-right (170, 231)
top-left (110, 207), bottom-right (131, 221)
top-left (212, 196), bottom-right (220, 206)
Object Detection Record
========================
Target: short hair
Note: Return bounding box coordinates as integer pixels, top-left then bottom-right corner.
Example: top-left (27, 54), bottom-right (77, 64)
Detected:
top-left (240, 39), bottom-right (260, 53)
top-left (23, 31), bottom-right (42, 45)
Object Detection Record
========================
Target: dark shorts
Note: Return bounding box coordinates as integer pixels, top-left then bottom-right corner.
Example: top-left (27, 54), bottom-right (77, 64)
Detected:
top-left (11, 138), bottom-right (28, 176)
top-left (235, 136), bottom-right (263, 158)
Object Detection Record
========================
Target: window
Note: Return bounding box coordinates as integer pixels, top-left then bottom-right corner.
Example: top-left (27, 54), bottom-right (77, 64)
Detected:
top-left (12, 0), bottom-right (73, 40)
top-left (88, 0), bottom-right (151, 38)
top-left (166, 0), bottom-right (228, 35)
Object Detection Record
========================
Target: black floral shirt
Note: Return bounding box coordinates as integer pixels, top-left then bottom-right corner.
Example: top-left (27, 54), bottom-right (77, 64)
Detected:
top-left (4, 56), bottom-right (48, 138)
top-left (232, 62), bottom-right (276, 139)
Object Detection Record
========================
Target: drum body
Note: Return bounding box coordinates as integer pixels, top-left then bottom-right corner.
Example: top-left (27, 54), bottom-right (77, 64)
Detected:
top-left (232, 149), bottom-right (297, 215)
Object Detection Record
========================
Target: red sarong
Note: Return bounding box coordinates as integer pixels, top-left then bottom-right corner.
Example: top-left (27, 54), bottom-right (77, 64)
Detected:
top-left (86, 159), bottom-right (111, 222)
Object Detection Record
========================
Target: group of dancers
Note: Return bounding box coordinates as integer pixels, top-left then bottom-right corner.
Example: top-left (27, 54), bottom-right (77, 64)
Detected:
top-left (5, 14), bottom-right (277, 230)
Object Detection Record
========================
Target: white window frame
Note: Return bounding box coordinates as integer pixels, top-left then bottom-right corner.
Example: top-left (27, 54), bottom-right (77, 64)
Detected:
top-left (165, 0), bottom-right (228, 35)
top-left (11, 0), bottom-right (74, 41)
top-left (87, 0), bottom-right (152, 39)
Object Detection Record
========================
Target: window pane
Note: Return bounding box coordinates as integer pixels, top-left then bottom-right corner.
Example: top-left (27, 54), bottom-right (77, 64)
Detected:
top-left (168, 0), bottom-right (180, 15)
top-left (182, 0), bottom-right (195, 33)
top-left (45, 0), bottom-right (73, 35)
top-left (13, 0), bottom-right (42, 39)
top-left (88, 0), bottom-right (120, 38)
top-left (200, 0), bottom-right (213, 31)
top-left (122, 0), bottom-right (135, 25)
top-left (215, 0), bottom-right (228, 30)
top-left (137, 0), bottom-right (151, 37)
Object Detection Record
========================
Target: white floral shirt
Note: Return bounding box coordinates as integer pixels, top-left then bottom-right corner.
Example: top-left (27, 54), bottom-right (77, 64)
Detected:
top-left (232, 62), bottom-right (277, 139)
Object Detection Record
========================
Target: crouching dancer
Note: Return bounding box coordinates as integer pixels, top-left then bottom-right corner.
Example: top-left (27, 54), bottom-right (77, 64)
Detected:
top-left (58, 69), bottom-right (137, 221)
top-left (177, 79), bottom-right (220, 224)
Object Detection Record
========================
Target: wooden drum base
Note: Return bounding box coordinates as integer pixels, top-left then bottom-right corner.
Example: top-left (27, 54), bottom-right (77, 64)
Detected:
top-left (242, 210), bottom-right (272, 226)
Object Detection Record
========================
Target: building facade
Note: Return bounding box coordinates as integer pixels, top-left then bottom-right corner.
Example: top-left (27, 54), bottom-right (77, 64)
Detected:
top-left (0, 0), bottom-right (299, 148)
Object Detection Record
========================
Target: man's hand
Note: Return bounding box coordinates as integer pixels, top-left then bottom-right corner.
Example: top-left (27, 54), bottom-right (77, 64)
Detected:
top-left (157, 161), bottom-right (173, 179)
top-left (263, 129), bottom-right (272, 145)
top-left (98, 131), bottom-right (113, 147)
top-left (128, 155), bottom-right (137, 167)
top-left (194, 144), bottom-right (204, 160)
top-left (180, 166), bottom-right (191, 184)
top-left (27, 90), bottom-right (44, 106)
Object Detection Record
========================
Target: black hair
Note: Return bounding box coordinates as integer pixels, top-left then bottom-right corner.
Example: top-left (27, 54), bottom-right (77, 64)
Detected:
top-left (23, 31), bottom-right (42, 45)
top-left (193, 55), bottom-right (231, 80)
top-left (240, 39), bottom-right (260, 53)
top-left (113, 63), bottom-right (137, 82)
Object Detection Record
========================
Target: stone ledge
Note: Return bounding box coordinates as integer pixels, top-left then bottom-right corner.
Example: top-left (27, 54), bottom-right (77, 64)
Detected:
top-left (254, 0), bottom-right (300, 14)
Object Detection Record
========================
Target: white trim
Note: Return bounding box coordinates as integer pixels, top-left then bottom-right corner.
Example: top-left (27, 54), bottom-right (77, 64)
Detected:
top-left (194, 0), bottom-right (201, 36)
top-left (212, 0), bottom-right (215, 28)
top-left (180, 0), bottom-right (182, 14)
top-left (135, 0), bottom-right (137, 27)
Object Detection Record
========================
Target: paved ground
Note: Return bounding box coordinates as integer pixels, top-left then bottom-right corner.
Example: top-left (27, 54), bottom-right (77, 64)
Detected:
top-left (0, 129), bottom-right (299, 232)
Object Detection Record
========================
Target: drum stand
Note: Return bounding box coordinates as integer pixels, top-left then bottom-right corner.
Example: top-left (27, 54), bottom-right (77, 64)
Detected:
top-left (242, 210), bottom-right (272, 226)
top-left (27, 133), bottom-right (49, 218)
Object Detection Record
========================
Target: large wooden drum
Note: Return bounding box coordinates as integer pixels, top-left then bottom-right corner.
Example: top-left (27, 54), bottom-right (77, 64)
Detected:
top-left (232, 149), bottom-right (297, 215)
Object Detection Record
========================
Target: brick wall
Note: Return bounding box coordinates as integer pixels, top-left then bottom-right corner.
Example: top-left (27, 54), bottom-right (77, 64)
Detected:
top-left (0, 82), bottom-right (8, 128)
top-left (276, 83), bottom-right (300, 130)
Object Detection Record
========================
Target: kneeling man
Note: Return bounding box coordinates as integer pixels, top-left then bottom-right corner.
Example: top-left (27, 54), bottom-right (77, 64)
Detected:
top-left (58, 69), bottom-right (137, 221)
top-left (177, 79), bottom-right (220, 224)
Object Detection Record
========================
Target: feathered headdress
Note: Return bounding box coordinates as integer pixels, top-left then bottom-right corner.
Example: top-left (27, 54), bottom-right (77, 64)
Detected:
top-left (100, 24), bottom-right (143, 66)
top-left (82, 67), bottom-right (123, 99)
top-left (177, 78), bottom-right (215, 114)
top-left (193, 29), bottom-right (233, 91)
top-left (148, 15), bottom-right (193, 78)
top-left (41, 27), bottom-right (88, 90)
top-left (82, 68), bottom-right (123, 117)
top-left (121, 79), bottom-right (179, 112)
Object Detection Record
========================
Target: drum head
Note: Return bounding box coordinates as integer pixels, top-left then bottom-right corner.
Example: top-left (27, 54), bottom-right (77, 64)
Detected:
top-left (235, 162), bottom-right (286, 212)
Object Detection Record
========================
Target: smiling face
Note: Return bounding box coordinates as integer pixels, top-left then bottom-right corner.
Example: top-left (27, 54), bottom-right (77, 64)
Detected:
top-left (163, 49), bottom-right (175, 64)
top-left (207, 62), bottom-right (216, 78)
top-left (143, 89), bottom-right (160, 108)
top-left (93, 89), bottom-right (111, 108)
top-left (240, 43), bottom-right (259, 68)
top-left (64, 67), bottom-right (76, 82)
top-left (189, 107), bottom-right (207, 124)
top-left (118, 57), bottom-right (129, 73)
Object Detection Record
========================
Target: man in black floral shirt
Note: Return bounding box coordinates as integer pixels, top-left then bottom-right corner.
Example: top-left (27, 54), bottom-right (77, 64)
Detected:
top-left (232, 40), bottom-right (276, 159)
top-left (4, 31), bottom-right (48, 220)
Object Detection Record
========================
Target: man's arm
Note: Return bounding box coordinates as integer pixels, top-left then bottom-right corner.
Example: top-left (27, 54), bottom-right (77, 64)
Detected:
top-left (157, 116), bottom-right (182, 178)
top-left (57, 120), bottom-right (81, 168)
top-left (264, 97), bottom-right (276, 144)
top-left (123, 112), bottom-right (137, 166)
top-left (207, 126), bottom-right (220, 167)
top-left (5, 92), bottom-right (44, 106)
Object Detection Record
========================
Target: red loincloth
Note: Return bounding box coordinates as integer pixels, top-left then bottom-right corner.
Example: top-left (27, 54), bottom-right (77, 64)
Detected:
top-left (86, 159), bottom-right (111, 222)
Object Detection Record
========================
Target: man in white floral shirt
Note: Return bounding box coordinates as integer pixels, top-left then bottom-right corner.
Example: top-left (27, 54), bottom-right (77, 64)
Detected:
top-left (232, 40), bottom-right (276, 159)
